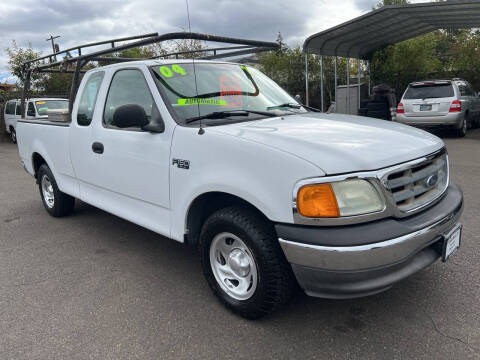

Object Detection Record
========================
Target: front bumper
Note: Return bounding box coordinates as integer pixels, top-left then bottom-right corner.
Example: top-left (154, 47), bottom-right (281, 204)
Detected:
top-left (276, 184), bottom-right (463, 299)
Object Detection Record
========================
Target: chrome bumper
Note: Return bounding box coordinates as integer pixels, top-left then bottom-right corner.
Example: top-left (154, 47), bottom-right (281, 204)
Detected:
top-left (279, 208), bottom-right (461, 272)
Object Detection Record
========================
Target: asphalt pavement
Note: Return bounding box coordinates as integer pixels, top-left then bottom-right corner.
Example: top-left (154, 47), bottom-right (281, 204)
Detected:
top-left (0, 130), bottom-right (479, 359)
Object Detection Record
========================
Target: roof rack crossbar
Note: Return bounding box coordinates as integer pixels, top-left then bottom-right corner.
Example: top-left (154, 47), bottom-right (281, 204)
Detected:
top-left (199, 46), bottom-right (273, 60)
top-left (25, 32), bottom-right (279, 72)
top-left (24, 33), bottom-right (159, 67)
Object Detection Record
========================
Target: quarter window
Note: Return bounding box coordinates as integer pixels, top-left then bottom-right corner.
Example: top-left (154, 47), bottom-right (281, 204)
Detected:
top-left (103, 69), bottom-right (155, 128)
top-left (5, 101), bottom-right (15, 115)
top-left (77, 71), bottom-right (105, 126)
top-left (15, 102), bottom-right (22, 116)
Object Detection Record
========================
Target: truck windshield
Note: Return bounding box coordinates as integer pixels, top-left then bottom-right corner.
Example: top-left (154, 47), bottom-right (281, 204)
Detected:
top-left (404, 84), bottom-right (454, 99)
top-left (151, 63), bottom-right (306, 123)
top-left (35, 100), bottom-right (69, 116)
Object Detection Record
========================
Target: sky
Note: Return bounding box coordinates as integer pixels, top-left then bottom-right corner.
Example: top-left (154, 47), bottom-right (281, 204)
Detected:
top-left (0, 0), bottom-right (428, 84)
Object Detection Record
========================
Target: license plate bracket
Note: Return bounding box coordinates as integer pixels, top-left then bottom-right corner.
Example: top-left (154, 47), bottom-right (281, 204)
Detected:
top-left (442, 224), bottom-right (462, 262)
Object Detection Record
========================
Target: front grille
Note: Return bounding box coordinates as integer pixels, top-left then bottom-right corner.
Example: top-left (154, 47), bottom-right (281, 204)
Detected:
top-left (385, 151), bottom-right (448, 213)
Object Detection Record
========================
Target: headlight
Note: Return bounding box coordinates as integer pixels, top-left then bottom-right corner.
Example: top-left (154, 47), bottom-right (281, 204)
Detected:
top-left (297, 179), bottom-right (384, 218)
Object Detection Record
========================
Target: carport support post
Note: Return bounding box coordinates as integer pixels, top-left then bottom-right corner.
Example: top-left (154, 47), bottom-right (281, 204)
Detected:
top-left (320, 55), bottom-right (324, 112)
top-left (358, 59), bottom-right (361, 111)
top-left (305, 52), bottom-right (309, 106)
top-left (334, 57), bottom-right (337, 106)
top-left (346, 58), bottom-right (350, 114)
top-left (368, 60), bottom-right (371, 96)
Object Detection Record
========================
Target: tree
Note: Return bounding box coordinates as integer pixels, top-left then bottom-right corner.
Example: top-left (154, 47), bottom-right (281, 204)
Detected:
top-left (5, 40), bottom-right (45, 89)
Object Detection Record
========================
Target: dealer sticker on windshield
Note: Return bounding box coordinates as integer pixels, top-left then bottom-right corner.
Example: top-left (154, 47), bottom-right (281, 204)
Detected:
top-left (178, 98), bottom-right (227, 106)
top-left (442, 224), bottom-right (462, 262)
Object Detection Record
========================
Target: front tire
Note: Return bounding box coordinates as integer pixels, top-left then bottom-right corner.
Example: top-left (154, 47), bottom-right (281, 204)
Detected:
top-left (199, 206), bottom-right (294, 319)
top-left (37, 164), bottom-right (75, 217)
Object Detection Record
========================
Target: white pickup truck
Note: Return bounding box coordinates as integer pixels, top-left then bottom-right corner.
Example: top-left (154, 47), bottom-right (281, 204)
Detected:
top-left (17, 60), bottom-right (464, 319)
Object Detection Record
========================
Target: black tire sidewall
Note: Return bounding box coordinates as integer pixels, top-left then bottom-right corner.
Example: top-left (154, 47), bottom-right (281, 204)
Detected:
top-left (200, 208), bottom-right (289, 318)
top-left (38, 164), bottom-right (63, 217)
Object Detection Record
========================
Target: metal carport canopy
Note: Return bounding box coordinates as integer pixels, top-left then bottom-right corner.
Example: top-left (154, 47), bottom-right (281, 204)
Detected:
top-left (304, 0), bottom-right (480, 60)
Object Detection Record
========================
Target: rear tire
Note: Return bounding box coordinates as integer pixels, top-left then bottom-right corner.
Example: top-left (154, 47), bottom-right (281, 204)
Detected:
top-left (37, 164), bottom-right (75, 217)
top-left (199, 206), bottom-right (295, 319)
top-left (10, 128), bottom-right (17, 144)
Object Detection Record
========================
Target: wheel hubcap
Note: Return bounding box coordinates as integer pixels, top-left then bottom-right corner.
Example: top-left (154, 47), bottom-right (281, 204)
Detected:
top-left (209, 232), bottom-right (258, 300)
top-left (41, 175), bottom-right (55, 208)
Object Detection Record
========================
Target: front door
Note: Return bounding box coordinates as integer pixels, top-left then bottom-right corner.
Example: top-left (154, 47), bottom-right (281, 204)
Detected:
top-left (84, 67), bottom-right (172, 237)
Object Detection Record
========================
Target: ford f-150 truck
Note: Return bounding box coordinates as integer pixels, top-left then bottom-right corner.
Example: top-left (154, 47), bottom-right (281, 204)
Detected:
top-left (17, 60), bottom-right (463, 319)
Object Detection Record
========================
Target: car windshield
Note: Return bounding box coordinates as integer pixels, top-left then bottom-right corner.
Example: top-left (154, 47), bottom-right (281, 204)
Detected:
top-left (151, 63), bottom-right (306, 123)
top-left (403, 84), bottom-right (454, 99)
top-left (35, 100), bottom-right (68, 116)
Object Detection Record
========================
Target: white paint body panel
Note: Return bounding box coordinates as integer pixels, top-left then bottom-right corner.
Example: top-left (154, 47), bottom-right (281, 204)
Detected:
top-left (16, 60), bottom-right (445, 244)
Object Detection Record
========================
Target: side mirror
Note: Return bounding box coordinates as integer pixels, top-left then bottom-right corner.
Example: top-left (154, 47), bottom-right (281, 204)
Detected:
top-left (112, 104), bottom-right (149, 129)
top-left (142, 104), bottom-right (165, 133)
top-left (294, 94), bottom-right (303, 104)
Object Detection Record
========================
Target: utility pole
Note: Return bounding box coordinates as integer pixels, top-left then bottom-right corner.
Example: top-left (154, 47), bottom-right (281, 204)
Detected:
top-left (46, 35), bottom-right (61, 61)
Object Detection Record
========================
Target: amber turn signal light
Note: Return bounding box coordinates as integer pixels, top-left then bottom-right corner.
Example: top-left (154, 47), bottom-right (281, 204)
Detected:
top-left (297, 183), bottom-right (340, 218)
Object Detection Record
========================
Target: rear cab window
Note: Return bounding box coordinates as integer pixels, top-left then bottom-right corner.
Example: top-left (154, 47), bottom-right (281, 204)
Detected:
top-left (404, 83), bottom-right (454, 100)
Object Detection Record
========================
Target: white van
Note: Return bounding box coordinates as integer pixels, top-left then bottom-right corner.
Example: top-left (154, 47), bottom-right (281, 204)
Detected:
top-left (4, 98), bottom-right (68, 143)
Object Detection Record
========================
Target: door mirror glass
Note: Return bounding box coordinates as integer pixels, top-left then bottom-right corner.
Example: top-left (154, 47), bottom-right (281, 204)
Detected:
top-left (112, 104), bottom-right (149, 128)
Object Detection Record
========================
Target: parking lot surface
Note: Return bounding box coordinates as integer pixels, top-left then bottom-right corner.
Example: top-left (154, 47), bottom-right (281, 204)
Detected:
top-left (0, 130), bottom-right (479, 360)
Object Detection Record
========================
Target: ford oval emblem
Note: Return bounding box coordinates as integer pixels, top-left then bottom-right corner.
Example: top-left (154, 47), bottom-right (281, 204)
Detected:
top-left (425, 174), bottom-right (439, 188)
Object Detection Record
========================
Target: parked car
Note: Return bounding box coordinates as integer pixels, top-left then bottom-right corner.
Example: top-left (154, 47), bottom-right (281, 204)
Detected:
top-left (16, 60), bottom-right (463, 319)
top-left (396, 79), bottom-right (480, 137)
top-left (4, 98), bottom-right (68, 143)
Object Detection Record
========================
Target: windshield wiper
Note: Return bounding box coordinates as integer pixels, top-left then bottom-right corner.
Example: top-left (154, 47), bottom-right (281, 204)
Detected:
top-left (185, 110), bottom-right (276, 124)
top-left (267, 103), bottom-right (301, 110)
top-left (267, 103), bottom-right (321, 112)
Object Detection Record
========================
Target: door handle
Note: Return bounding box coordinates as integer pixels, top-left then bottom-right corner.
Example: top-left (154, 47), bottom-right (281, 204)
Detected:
top-left (92, 142), bottom-right (104, 154)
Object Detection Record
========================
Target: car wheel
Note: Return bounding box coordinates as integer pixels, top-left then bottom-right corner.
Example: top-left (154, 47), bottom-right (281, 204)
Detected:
top-left (37, 164), bottom-right (75, 217)
top-left (454, 117), bottom-right (467, 137)
top-left (199, 206), bottom-right (295, 319)
top-left (10, 128), bottom-right (17, 144)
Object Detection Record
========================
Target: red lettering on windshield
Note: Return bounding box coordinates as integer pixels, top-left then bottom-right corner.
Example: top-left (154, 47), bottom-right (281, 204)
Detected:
top-left (220, 74), bottom-right (242, 108)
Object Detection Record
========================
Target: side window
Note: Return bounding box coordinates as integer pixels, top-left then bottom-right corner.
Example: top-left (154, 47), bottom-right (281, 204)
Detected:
top-left (5, 101), bottom-right (15, 115)
top-left (27, 102), bottom-right (36, 117)
top-left (103, 69), bottom-right (155, 129)
top-left (77, 71), bottom-right (105, 126)
top-left (15, 102), bottom-right (22, 116)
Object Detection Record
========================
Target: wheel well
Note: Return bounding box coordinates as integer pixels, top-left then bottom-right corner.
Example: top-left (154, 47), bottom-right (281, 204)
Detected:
top-left (32, 153), bottom-right (47, 179)
top-left (9, 125), bottom-right (14, 132)
top-left (185, 192), bottom-right (270, 247)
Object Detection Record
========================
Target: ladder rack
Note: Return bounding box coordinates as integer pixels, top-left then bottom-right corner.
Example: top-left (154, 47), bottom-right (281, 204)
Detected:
top-left (21, 32), bottom-right (279, 118)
